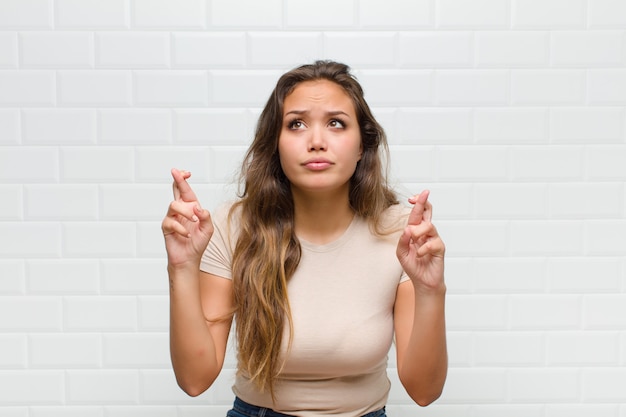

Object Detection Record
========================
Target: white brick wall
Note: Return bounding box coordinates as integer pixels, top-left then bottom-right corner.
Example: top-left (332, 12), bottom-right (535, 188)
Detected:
top-left (0, 0), bottom-right (624, 415)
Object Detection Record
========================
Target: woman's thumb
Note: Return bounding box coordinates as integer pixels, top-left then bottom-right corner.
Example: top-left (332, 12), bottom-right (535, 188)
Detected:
top-left (194, 205), bottom-right (213, 235)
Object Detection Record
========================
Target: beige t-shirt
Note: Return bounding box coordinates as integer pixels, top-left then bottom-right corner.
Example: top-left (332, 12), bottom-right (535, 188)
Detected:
top-left (200, 202), bottom-right (410, 417)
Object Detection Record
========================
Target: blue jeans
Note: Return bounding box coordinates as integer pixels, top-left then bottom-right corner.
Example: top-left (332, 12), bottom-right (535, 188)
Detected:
top-left (227, 396), bottom-right (387, 417)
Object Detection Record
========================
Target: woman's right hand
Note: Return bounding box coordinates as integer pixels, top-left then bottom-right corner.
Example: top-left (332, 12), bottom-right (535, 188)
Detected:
top-left (162, 168), bottom-right (214, 270)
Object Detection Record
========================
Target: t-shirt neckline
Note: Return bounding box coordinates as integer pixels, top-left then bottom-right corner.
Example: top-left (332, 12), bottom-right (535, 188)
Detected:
top-left (297, 215), bottom-right (362, 253)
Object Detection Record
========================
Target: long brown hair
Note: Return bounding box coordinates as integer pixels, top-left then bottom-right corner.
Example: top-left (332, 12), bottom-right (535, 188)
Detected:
top-left (230, 60), bottom-right (398, 399)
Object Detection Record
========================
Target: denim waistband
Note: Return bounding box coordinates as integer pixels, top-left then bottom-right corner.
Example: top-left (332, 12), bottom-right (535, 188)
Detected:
top-left (230, 397), bottom-right (386, 417)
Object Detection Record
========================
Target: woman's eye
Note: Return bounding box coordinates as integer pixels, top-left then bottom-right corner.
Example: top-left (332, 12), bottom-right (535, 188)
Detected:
top-left (288, 120), bottom-right (305, 130)
top-left (329, 119), bottom-right (345, 128)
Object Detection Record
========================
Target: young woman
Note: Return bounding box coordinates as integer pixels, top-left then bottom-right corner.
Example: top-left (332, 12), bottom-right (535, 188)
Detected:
top-left (162, 61), bottom-right (447, 417)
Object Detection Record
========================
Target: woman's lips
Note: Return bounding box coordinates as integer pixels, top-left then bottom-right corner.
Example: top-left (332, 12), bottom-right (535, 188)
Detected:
top-left (302, 158), bottom-right (333, 170)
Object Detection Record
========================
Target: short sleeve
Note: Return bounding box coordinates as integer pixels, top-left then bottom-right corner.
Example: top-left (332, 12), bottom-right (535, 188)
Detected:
top-left (200, 202), bottom-right (237, 279)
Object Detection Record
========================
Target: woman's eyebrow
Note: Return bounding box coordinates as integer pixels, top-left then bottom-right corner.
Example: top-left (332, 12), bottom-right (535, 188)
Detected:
top-left (326, 110), bottom-right (351, 118)
top-left (283, 110), bottom-right (351, 118)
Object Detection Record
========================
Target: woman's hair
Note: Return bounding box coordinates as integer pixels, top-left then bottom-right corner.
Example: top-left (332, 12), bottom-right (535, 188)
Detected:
top-left (229, 60), bottom-right (398, 399)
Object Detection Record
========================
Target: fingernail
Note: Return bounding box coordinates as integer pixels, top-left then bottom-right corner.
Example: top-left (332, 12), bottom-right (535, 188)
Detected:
top-left (192, 215), bottom-right (199, 222)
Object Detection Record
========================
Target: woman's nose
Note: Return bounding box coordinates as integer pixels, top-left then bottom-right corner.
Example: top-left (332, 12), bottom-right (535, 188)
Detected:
top-left (308, 126), bottom-right (326, 151)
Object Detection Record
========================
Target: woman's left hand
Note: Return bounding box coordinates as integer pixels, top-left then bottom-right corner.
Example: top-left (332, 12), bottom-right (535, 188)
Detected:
top-left (396, 190), bottom-right (446, 293)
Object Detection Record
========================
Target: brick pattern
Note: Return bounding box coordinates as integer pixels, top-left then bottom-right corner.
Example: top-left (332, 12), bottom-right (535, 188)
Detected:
top-left (0, 0), bottom-right (625, 415)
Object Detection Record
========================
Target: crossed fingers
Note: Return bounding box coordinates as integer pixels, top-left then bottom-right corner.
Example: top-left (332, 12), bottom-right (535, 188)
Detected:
top-left (408, 190), bottom-right (432, 226)
top-left (163, 169), bottom-right (200, 238)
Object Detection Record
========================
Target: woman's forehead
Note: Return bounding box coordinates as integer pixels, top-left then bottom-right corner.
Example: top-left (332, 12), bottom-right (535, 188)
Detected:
top-left (283, 80), bottom-right (355, 113)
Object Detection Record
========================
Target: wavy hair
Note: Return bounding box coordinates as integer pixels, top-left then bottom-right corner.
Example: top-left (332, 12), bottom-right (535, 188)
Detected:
top-left (229, 60), bottom-right (398, 400)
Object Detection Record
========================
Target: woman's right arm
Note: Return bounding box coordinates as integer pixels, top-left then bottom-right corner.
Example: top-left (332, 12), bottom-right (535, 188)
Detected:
top-left (169, 268), bottom-right (233, 396)
top-left (162, 169), bottom-right (234, 396)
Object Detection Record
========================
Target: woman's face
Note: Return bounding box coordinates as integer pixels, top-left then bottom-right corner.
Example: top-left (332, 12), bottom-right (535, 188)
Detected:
top-left (278, 79), bottom-right (362, 197)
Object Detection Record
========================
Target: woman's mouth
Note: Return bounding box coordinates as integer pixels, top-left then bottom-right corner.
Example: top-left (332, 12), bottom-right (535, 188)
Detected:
top-left (302, 158), bottom-right (333, 170)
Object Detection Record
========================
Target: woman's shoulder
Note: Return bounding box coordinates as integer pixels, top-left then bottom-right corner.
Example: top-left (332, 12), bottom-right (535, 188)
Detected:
top-left (209, 200), bottom-right (245, 245)
top-left (375, 202), bottom-right (411, 234)
top-left (211, 199), bottom-right (240, 223)
top-left (383, 202), bottom-right (412, 217)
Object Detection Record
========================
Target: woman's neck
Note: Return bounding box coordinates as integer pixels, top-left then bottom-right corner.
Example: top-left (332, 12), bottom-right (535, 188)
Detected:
top-left (292, 188), bottom-right (355, 245)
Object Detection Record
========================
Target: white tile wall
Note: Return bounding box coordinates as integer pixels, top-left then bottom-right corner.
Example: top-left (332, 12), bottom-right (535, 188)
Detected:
top-left (58, 71), bottom-right (132, 106)
top-left (512, 0), bottom-right (586, 28)
top-left (0, 71), bottom-right (56, 106)
top-left (0, 0), bottom-right (624, 415)
top-left (55, 0), bottom-right (129, 29)
top-left (20, 32), bottom-right (94, 69)
top-left (589, 0), bottom-right (626, 28)
top-left (438, 0), bottom-right (510, 29)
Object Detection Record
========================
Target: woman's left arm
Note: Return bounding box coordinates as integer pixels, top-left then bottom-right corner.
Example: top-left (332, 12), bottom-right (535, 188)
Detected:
top-left (394, 190), bottom-right (448, 406)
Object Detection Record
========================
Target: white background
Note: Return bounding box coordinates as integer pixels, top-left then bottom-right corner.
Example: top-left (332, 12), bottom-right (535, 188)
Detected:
top-left (1, 0), bottom-right (626, 416)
